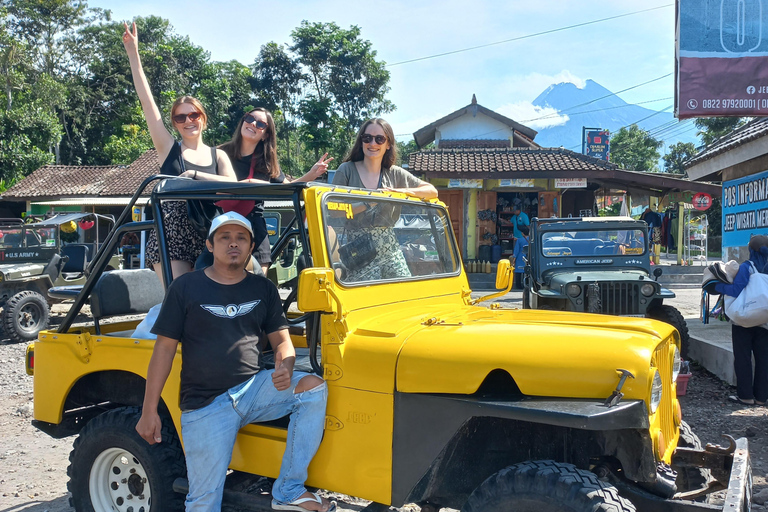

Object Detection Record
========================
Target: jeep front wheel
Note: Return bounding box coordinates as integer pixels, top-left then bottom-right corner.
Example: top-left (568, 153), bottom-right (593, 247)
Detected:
top-left (68, 406), bottom-right (186, 512)
top-left (2, 290), bottom-right (49, 343)
top-left (647, 305), bottom-right (690, 358)
top-left (462, 460), bottom-right (636, 512)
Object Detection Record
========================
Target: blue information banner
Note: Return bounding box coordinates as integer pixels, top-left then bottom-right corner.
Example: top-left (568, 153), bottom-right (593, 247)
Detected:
top-left (722, 168), bottom-right (768, 248)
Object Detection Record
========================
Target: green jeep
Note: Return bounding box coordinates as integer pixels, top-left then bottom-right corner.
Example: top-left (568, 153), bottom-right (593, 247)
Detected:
top-left (0, 213), bottom-right (121, 343)
top-left (523, 216), bottom-right (690, 356)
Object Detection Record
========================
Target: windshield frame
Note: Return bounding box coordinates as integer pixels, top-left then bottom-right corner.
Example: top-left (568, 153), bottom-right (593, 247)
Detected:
top-left (321, 193), bottom-right (461, 287)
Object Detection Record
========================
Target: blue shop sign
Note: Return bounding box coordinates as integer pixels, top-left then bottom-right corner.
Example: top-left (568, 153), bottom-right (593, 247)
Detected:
top-left (722, 169), bottom-right (768, 248)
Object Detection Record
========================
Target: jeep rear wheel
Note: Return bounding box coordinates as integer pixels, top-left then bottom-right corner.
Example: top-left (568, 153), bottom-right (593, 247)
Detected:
top-left (646, 305), bottom-right (690, 358)
top-left (68, 406), bottom-right (186, 512)
top-left (2, 290), bottom-right (49, 343)
top-left (462, 460), bottom-right (636, 512)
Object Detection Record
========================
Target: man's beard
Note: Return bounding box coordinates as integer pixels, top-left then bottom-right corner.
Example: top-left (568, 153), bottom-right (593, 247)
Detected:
top-left (227, 259), bottom-right (245, 272)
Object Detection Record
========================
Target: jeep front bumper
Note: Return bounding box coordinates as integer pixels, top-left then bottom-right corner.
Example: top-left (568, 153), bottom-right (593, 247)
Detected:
top-left (617, 437), bottom-right (751, 511)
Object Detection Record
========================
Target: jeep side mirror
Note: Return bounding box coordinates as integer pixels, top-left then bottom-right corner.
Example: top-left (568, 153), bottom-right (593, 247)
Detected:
top-left (297, 268), bottom-right (335, 313)
top-left (653, 267), bottom-right (663, 281)
top-left (495, 259), bottom-right (512, 290)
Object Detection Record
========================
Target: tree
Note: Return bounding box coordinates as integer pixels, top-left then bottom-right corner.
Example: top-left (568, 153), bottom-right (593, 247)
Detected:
top-left (694, 117), bottom-right (745, 146)
top-left (662, 142), bottom-right (697, 174)
top-left (610, 124), bottom-right (662, 172)
top-left (0, 102), bottom-right (62, 183)
top-left (290, 21), bottom-right (394, 158)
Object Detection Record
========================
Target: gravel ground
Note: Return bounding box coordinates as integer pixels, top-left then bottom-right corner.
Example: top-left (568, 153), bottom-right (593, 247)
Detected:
top-left (1, 290), bottom-right (766, 511)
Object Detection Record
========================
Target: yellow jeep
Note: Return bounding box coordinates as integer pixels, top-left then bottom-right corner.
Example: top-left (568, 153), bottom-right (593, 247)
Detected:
top-left (26, 178), bottom-right (751, 512)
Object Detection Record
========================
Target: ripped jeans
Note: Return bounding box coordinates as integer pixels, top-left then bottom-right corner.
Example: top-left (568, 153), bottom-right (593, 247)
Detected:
top-left (180, 370), bottom-right (328, 511)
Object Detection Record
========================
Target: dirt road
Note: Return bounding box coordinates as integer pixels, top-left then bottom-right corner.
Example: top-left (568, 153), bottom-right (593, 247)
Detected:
top-left (1, 291), bottom-right (766, 511)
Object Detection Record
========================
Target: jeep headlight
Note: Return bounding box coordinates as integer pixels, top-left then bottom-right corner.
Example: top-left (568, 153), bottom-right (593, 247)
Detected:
top-left (566, 283), bottom-right (581, 297)
top-left (672, 346), bottom-right (681, 381)
top-left (650, 369), bottom-right (663, 413)
top-left (640, 283), bottom-right (655, 297)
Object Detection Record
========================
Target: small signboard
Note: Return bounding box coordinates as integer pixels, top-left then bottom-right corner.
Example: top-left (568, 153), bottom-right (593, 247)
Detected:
top-left (584, 130), bottom-right (610, 161)
top-left (692, 192), bottom-right (713, 211)
top-left (555, 178), bottom-right (587, 189)
top-left (448, 179), bottom-right (483, 189)
top-left (498, 179), bottom-right (535, 188)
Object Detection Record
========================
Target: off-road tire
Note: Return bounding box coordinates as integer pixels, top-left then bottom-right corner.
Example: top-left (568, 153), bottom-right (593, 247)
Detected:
top-left (522, 287), bottom-right (531, 309)
top-left (647, 304), bottom-right (690, 358)
top-left (2, 290), bottom-right (49, 343)
top-left (673, 421), bottom-right (712, 495)
top-left (462, 460), bottom-right (636, 512)
top-left (68, 406), bottom-right (186, 512)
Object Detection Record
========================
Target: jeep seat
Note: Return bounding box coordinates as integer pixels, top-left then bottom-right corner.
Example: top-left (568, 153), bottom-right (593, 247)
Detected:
top-left (60, 244), bottom-right (88, 277)
top-left (90, 269), bottom-right (165, 335)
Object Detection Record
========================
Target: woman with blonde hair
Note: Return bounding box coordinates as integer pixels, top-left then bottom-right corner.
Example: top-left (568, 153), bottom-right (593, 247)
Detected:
top-left (122, 22), bottom-right (236, 282)
top-left (219, 107), bottom-right (332, 273)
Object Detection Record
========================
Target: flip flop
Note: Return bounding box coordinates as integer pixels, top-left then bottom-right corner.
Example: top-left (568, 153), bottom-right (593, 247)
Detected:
top-left (272, 492), bottom-right (337, 512)
top-left (728, 395), bottom-right (755, 406)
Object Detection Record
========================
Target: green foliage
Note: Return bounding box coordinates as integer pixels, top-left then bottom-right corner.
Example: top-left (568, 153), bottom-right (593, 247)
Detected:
top-left (0, 101), bottom-right (61, 184)
top-left (694, 117), bottom-right (745, 146)
top-left (610, 124), bottom-right (662, 172)
top-left (0, 6), bottom-right (394, 183)
top-left (397, 139), bottom-right (429, 167)
top-left (598, 201), bottom-right (623, 217)
top-left (662, 141), bottom-right (697, 174)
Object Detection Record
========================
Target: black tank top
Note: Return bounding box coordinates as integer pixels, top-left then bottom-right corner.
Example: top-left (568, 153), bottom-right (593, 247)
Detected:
top-left (160, 142), bottom-right (218, 176)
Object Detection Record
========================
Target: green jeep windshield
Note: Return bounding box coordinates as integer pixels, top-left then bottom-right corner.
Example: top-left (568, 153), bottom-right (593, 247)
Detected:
top-left (541, 229), bottom-right (646, 257)
top-left (323, 195), bottom-right (460, 284)
top-left (0, 227), bottom-right (55, 249)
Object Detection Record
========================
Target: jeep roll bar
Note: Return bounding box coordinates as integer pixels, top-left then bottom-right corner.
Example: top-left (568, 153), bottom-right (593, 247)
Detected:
top-left (57, 176), bottom-right (315, 335)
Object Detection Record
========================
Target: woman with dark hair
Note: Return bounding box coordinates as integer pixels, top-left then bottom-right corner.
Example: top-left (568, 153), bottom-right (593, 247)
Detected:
top-left (332, 118), bottom-right (437, 198)
top-left (219, 107), bottom-right (332, 273)
top-left (122, 22), bottom-right (236, 282)
top-left (707, 235), bottom-right (768, 406)
top-left (330, 118), bottom-right (437, 281)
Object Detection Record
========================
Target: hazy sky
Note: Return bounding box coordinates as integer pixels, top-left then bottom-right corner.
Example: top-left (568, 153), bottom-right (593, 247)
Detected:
top-left (95, 0), bottom-right (675, 139)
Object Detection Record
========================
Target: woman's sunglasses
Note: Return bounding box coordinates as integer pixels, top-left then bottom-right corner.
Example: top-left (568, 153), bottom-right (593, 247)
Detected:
top-left (361, 134), bottom-right (387, 145)
top-left (243, 114), bottom-right (268, 130)
top-left (172, 111), bottom-right (202, 124)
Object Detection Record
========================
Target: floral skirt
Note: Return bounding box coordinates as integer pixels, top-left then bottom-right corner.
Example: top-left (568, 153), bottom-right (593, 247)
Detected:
top-left (145, 200), bottom-right (207, 266)
top-left (345, 227), bottom-right (411, 282)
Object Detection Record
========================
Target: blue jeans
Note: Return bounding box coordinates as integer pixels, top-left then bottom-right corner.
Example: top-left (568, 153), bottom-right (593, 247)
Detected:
top-left (180, 370), bottom-right (328, 511)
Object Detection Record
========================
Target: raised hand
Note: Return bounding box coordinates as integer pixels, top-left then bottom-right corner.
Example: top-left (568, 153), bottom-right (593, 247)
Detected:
top-left (122, 21), bottom-right (138, 55)
top-left (307, 153), bottom-right (334, 180)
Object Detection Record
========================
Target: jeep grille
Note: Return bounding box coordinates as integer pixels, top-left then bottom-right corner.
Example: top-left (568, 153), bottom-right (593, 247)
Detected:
top-left (654, 339), bottom-right (677, 459)
top-left (585, 282), bottom-right (641, 315)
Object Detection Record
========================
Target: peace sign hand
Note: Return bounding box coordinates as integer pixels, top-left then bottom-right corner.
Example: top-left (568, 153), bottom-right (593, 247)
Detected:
top-left (307, 153), bottom-right (334, 180)
top-left (122, 22), bottom-right (138, 55)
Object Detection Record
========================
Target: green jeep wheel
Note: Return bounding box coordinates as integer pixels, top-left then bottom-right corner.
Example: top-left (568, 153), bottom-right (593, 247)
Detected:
top-left (462, 460), bottom-right (636, 512)
top-left (2, 290), bottom-right (50, 343)
top-left (646, 304), bottom-right (690, 359)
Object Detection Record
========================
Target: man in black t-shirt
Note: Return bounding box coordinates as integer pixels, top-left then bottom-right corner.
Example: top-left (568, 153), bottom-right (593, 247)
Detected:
top-left (136, 212), bottom-right (334, 512)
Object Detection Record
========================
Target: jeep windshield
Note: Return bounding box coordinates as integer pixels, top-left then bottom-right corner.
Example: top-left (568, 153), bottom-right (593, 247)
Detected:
top-left (322, 194), bottom-right (460, 285)
top-left (541, 229), bottom-right (646, 257)
top-left (0, 227), bottom-right (56, 249)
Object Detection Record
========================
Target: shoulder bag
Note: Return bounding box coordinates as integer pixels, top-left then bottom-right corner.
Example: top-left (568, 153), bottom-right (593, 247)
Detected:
top-left (724, 261), bottom-right (768, 327)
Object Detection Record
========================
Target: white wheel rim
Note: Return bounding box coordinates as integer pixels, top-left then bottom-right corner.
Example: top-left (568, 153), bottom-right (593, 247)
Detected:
top-left (89, 447), bottom-right (152, 511)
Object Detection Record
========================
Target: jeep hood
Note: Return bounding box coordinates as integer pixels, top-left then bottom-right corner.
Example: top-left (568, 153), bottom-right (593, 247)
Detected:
top-left (0, 263), bottom-right (46, 278)
top-left (395, 307), bottom-right (675, 400)
top-left (545, 269), bottom-right (652, 287)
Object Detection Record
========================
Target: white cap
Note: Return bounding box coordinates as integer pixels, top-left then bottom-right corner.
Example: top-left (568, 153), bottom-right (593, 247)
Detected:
top-left (208, 211), bottom-right (254, 238)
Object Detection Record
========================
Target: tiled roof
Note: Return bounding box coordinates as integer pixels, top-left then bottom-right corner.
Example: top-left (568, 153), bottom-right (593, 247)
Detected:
top-left (438, 139), bottom-right (511, 149)
top-left (686, 117), bottom-right (768, 168)
top-left (409, 147), bottom-right (618, 174)
top-left (3, 150), bottom-right (162, 200)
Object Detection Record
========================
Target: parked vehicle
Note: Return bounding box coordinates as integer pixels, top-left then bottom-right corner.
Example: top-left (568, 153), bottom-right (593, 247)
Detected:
top-left (523, 216), bottom-right (691, 357)
top-left (0, 214), bottom-right (120, 342)
top-left (26, 178), bottom-right (750, 512)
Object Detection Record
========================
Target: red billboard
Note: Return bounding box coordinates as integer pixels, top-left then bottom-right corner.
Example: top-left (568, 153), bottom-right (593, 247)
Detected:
top-left (675, 0), bottom-right (768, 119)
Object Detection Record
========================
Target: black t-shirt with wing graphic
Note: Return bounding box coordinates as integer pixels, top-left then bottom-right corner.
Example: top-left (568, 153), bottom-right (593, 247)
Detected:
top-left (151, 270), bottom-right (288, 410)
